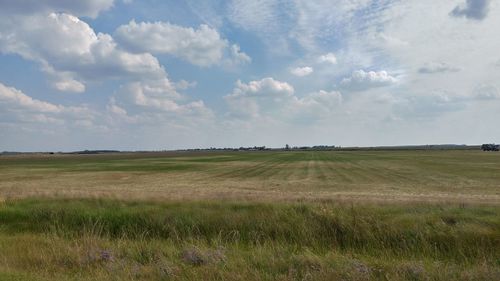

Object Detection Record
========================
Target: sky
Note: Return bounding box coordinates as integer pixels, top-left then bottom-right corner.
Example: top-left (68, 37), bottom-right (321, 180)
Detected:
top-left (0, 0), bottom-right (499, 151)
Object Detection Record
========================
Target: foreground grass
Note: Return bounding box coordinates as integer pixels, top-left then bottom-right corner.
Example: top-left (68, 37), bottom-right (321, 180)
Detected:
top-left (0, 199), bottom-right (499, 280)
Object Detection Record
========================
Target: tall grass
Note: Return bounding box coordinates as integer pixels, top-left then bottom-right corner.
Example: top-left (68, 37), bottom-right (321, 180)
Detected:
top-left (1, 199), bottom-right (499, 259)
top-left (0, 199), bottom-right (499, 280)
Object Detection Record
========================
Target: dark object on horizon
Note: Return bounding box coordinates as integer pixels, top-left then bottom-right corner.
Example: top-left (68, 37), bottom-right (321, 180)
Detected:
top-left (481, 144), bottom-right (499, 151)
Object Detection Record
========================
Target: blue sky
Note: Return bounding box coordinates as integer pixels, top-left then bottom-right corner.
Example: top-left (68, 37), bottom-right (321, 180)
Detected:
top-left (0, 0), bottom-right (499, 151)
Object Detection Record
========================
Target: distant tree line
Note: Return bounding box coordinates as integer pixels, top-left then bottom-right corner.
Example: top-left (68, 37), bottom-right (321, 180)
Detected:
top-left (183, 145), bottom-right (338, 152)
top-left (287, 145), bottom-right (337, 151)
top-left (185, 146), bottom-right (268, 152)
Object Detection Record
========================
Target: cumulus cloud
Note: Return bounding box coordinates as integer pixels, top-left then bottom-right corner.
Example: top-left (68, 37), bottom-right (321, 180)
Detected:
top-left (0, 0), bottom-right (114, 18)
top-left (118, 79), bottom-right (213, 117)
top-left (0, 4), bottom-right (219, 145)
top-left (340, 70), bottom-right (398, 92)
top-left (115, 20), bottom-right (250, 67)
top-left (0, 83), bottom-right (62, 113)
top-left (0, 82), bottom-right (95, 124)
top-left (225, 78), bottom-right (341, 121)
top-left (225, 78), bottom-right (295, 119)
top-left (290, 66), bottom-right (314, 77)
top-left (53, 79), bottom-right (86, 93)
top-left (42, 66), bottom-right (87, 93)
top-left (418, 62), bottom-right (461, 74)
top-left (0, 13), bottom-right (167, 92)
top-left (229, 78), bottom-right (294, 98)
top-left (318, 53), bottom-right (338, 64)
top-left (450, 0), bottom-right (491, 20)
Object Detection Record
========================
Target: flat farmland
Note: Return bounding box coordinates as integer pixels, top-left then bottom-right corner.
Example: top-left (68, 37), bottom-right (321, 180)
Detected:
top-left (0, 150), bottom-right (499, 281)
top-left (1, 150), bottom-right (499, 203)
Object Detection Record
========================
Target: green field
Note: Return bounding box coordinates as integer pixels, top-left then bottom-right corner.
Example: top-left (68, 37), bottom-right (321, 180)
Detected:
top-left (0, 150), bottom-right (499, 280)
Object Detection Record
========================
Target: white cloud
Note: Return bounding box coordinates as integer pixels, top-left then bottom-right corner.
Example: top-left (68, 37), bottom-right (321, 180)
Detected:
top-left (118, 79), bottom-right (213, 117)
top-left (125, 81), bottom-right (179, 111)
top-left (0, 83), bottom-right (60, 113)
top-left (375, 33), bottom-right (409, 48)
top-left (53, 79), bottom-right (86, 93)
top-left (0, 0), bottom-right (114, 18)
top-left (389, 84), bottom-right (500, 121)
top-left (286, 90), bottom-right (342, 120)
top-left (344, 0), bottom-right (500, 105)
top-left (104, 79), bottom-right (216, 145)
top-left (227, 44), bottom-right (252, 66)
top-left (115, 20), bottom-right (250, 67)
top-left (0, 13), bottom-right (167, 92)
top-left (225, 77), bottom-right (341, 121)
top-left (318, 53), bottom-right (338, 64)
top-left (340, 70), bottom-right (398, 91)
top-left (226, 0), bottom-right (380, 53)
top-left (391, 91), bottom-right (466, 120)
top-left (474, 84), bottom-right (500, 100)
top-left (174, 80), bottom-right (197, 90)
top-left (450, 0), bottom-right (491, 20)
top-left (225, 78), bottom-right (295, 119)
top-left (290, 0), bottom-right (373, 51)
top-left (0, 82), bottom-right (95, 124)
top-left (290, 66), bottom-right (314, 77)
top-left (230, 78), bottom-right (294, 98)
top-left (418, 62), bottom-right (461, 74)
top-left (107, 98), bottom-right (128, 116)
top-left (0, 5), bottom-right (220, 148)
top-left (227, 0), bottom-right (297, 54)
top-left (306, 90), bottom-right (342, 107)
top-left (42, 65), bottom-right (87, 93)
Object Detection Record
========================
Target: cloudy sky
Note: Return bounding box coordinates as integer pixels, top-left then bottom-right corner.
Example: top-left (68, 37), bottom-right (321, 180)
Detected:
top-left (0, 0), bottom-right (499, 151)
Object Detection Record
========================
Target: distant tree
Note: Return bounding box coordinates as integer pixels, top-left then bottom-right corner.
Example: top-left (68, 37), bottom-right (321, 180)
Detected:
top-left (285, 144), bottom-right (290, 150)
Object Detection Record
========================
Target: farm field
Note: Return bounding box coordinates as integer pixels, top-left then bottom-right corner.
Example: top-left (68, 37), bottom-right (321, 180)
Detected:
top-left (1, 150), bottom-right (500, 203)
top-left (0, 150), bottom-right (499, 280)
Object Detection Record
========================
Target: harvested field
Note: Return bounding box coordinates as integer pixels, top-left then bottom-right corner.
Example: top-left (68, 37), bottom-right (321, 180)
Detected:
top-left (1, 150), bottom-right (499, 203)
